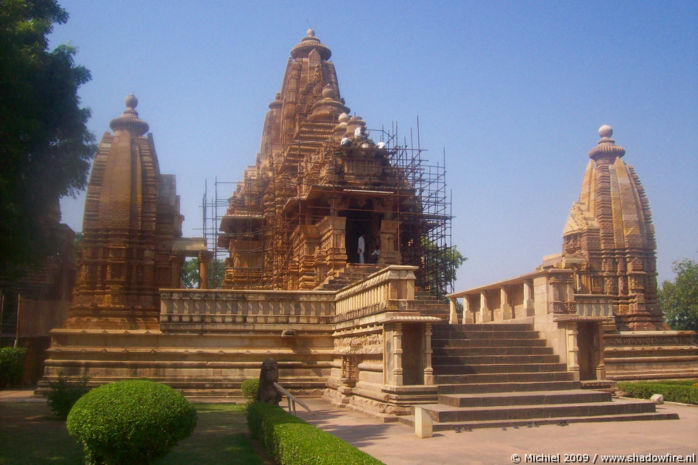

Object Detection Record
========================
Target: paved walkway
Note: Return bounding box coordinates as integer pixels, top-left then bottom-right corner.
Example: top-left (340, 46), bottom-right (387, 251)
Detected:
top-left (295, 398), bottom-right (698, 465)
top-left (4, 390), bottom-right (696, 465)
top-left (0, 389), bottom-right (44, 402)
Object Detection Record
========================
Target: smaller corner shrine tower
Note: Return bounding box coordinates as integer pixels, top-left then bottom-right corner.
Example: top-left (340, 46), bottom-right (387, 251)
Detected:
top-left (63, 95), bottom-right (185, 330)
top-left (561, 125), bottom-right (665, 331)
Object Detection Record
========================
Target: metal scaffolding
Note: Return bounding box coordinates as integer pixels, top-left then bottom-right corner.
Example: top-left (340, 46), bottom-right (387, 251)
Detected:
top-left (202, 119), bottom-right (455, 296)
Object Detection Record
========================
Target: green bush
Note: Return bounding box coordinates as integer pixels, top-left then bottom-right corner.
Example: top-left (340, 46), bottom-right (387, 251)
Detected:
top-left (241, 378), bottom-right (260, 402)
top-left (618, 381), bottom-right (698, 404)
top-left (46, 373), bottom-right (91, 420)
top-left (247, 401), bottom-right (384, 465)
top-left (0, 346), bottom-right (27, 388)
top-left (67, 380), bottom-right (197, 465)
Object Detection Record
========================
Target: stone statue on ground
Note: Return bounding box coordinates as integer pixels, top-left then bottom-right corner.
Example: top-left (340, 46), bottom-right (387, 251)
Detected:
top-left (257, 358), bottom-right (282, 405)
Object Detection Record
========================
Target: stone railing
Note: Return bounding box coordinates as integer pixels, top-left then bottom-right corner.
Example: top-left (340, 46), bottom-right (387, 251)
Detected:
top-left (159, 289), bottom-right (335, 332)
top-left (574, 294), bottom-right (613, 318)
top-left (447, 274), bottom-right (536, 324)
top-left (335, 265), bottom-right (417, 321)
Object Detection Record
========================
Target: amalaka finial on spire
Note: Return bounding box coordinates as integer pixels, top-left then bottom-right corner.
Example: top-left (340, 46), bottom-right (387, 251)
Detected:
top-left (110, 94), bottom-right (149, 136)
top-left (290, 27), bottom-right (331, 60)
top-left (125, 94), bottom-right (138, 109)
top-left (589, 123), bottom-right (625, 161)
top-left (598, 124), bottom-right (613, 139)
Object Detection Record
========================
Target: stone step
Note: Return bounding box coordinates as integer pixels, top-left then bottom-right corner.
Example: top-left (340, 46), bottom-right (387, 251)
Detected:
top-left (433, 323), bottom-right (533, 332)
top-left (434, 371), bottom-right (575, 385)
top-left (433, 362), bottom-right (567, 375)
top-left (433, 331), bottom-right (540, 340)
top-left (438, 389), bottom-right (611, 407)
top-left (432, 354), bottom-right (560, 365)
top-left (421, 399), bottom-right (657, 423)
top-left (399, 411), bottom-right (679, 431)
top-left (440, 380), bottom-right (582, 395)
top-left (432, 346), bottom-right (554, 356)
top-left (432, 338), bottom-right (548, 348)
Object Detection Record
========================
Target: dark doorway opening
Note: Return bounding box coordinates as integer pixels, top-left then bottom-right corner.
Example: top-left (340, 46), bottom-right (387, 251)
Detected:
top-left (341, 201), bottom-right (382, 264)
top-left (577, 322), bottom-right (600, 380)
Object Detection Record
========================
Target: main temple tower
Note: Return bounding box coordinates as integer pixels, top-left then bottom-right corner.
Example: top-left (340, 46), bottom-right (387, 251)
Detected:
top-left (219, 30), bottom-right (424, 290)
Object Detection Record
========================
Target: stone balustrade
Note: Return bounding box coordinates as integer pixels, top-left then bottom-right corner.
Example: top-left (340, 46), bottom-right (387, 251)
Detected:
top-left (159, 289), bottom-right (335, 332)
top-left (574, 294), bottom-right (613, 318)
top-left (448, 270), bottom-right (617, 325)
top-left (160, 265), bottom-right (419, 331)
top-left (335, 265), bottom-right (417, 321)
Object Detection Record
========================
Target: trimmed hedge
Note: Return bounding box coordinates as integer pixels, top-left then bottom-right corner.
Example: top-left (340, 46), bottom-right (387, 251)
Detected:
top-left (618, 381), bottom-right (698, 404)
top-left (47, 373), bottom-right (91, 420)
top-left (247, 401), bottom-right (384, 465)
top-left (241, 378), bottom-right (260, 402)
top-left (0, 346), bottom-right (27, 388)
top-left (67, 380), bottom-right (197, 465)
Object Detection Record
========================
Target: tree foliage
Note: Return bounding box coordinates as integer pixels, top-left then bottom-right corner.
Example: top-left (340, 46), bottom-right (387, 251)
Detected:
top-left (660, 259), bottom-right (698, 336)
top-left (422, 237), bottom-right (466, 299)
top-left (181, 258), bottom-right (225, 289)
top-left (0, 0), bottom-right (95, 276)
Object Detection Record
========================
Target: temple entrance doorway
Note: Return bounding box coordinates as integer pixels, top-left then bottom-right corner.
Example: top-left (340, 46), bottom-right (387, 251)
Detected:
top-left (342, 203), bottom-right (382, 264)
top-left (577, 322), bottom-right (601, 380)
top-left (402, 324), bottom-right (425, 385)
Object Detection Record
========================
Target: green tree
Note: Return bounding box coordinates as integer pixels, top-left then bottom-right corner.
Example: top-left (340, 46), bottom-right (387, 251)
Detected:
top-left (421, 238), bottom-right (466, 299)
top-left (181, 259), bottom-right (200, 289)
top-left (0, 0), bottom-right (95, 277)
top-left (180, 258), bottom-right (226, 289)
top-left (660, 259), bottom-right (698, 337)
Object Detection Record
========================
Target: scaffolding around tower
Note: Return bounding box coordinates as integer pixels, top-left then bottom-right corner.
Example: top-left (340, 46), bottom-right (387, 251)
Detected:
top-left (203, 119), bottom-right (455, 296)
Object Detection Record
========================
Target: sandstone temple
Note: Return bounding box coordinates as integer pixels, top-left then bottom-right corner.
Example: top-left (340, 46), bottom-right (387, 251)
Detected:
top-left (5, 30), bottom-right (694, 429)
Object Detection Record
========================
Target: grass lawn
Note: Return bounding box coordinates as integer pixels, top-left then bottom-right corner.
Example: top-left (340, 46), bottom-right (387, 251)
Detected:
top-left (0, 402), bottom-right (264, 465)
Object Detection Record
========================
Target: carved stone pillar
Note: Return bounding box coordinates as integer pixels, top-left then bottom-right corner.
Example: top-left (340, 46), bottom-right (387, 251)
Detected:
top-left (198, 251), bottom-right (211, 289)
top-left (393, 323), bottom-right (404, 385)
top-left (379, 220), bottom-right (400, 264)
top-left (566, 324), bottom-right (580, 380)
top-left (596, 325), bottom-right (606, 380)
top-left (523, 280), bottom-right (534, 316)
top-left (549, 275), bottom-right (565, 314)
top-left (448, 297), bottom-right (458, 325)
top-left (479, 292), bottom-right (489, 323)
top-left (463, 297), bottom-right (470, 324)
top-left (424, 323), bottom-right (434, 384)
top-left (500, 287), bottom-right (513, 320)
top-left (170, 255), bottom-right (184, 288)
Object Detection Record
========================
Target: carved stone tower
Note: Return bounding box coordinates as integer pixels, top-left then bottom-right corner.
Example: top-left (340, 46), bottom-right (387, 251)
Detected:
top-left (561, 125), bottom-right (665, 330)
top-left (64, 95), bottom-right (183, 329)
top-left (219, 30), bottom-right (422, 290)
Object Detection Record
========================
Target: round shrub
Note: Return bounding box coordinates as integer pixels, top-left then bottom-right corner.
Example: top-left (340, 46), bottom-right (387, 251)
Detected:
top-left (241, 378), bottom-right (260, 402)
top-left (67, 380), bottom-right (197, 465)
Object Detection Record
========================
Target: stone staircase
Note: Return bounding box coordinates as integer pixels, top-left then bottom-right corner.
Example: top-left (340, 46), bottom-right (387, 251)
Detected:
top-left (400, 323), bottom-right (678, 431)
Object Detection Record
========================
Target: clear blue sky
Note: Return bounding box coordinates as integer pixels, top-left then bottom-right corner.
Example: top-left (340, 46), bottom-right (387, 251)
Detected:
top-left (51, 1), bottom-right (697, 291)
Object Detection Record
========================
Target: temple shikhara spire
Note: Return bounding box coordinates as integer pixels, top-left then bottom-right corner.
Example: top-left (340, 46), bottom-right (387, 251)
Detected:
top-left (63, 95), bottom-right (190, 330)
top-left (562, 125), bottom-right (663, 330)
top-left (218, 30), bottom-right (431, 291)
